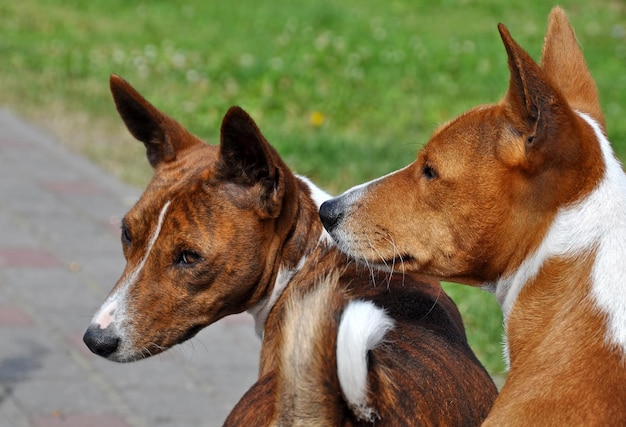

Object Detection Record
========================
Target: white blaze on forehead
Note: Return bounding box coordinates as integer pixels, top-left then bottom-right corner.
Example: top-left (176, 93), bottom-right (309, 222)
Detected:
top-left (92, 200), bottom-right (172, 329)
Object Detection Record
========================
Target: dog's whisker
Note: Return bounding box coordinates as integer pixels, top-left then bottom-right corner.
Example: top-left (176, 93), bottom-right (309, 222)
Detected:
top-left (421, 286), bottom-right (442, 321)
top-left (383, 234), bottom-right (403, 288)
top-left (357, 236), bottom-right (376, 285)
top-left (366, 239), bottom-right (387, 285)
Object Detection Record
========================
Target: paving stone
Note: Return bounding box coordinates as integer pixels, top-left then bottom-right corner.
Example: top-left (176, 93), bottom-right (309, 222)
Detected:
top-left (0, 305), bottom-right (34, 327)
top-left (30, 414), bottom-right (132, 427)
top-left (0, 248), bottom-right (61, 268)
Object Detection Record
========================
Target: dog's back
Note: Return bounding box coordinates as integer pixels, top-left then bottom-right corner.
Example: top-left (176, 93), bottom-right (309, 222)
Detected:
top-left (227, 248), bottom-right (497, 425)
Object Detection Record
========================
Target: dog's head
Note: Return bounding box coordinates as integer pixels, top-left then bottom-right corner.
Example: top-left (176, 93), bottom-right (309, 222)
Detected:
top-left (83, 76), bottom-right (299, 362)
top-left (320, 8), bottom-right (606, 285)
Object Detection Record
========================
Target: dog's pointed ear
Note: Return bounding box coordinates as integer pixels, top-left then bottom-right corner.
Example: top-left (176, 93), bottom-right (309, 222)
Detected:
top-left (499, 24), bottom-right (565, 164)
top-left (218, 107), bottom-right (284, 219)
top-left (109, 74), bottom-right (201, 168)
top-left (540, 7), bottom-right (604, 129)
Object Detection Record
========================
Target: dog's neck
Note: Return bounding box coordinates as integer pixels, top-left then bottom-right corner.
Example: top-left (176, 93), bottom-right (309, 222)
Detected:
top-left (247, 176), bottom-right (332, 337)
top-left (491, 112), bottom-right (626, 364)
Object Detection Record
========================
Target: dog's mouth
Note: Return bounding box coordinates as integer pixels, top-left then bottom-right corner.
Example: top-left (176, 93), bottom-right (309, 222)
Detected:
top-left (332, 237), bottom-right (418, 272)
top-left (357, 253), bottom-right (416, 272)
top-left (177, 324), bottom-right (205, 344)
top-left (380, 254), bottom-right (415, 270)
top-left (115, 324), bottom-right (206, 363)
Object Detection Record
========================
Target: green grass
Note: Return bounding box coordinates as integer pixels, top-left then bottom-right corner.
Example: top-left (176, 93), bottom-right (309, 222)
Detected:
top-left (2, 0), bottom-right (625, 376)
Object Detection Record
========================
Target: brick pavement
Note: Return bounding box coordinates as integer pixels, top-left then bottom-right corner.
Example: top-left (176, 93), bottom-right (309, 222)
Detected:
top-left (0, 110), bottom-right (260, 427)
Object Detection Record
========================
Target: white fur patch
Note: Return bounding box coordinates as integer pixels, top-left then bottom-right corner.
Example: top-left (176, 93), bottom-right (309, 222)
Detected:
top-left (493, 112), bottom-right (626, 357)
top-left (337, 300), bottom-right (394, 422)
top-left (581, 113), bottom-right (626, 352)
top-left (297, 175), bottom-right (332, 208)
top-left (92, 200), bottom-right (172, 334)
top-left (297, 175), bottom-right (333, 245)
top-left (248, 257), bottom-right (307, 337)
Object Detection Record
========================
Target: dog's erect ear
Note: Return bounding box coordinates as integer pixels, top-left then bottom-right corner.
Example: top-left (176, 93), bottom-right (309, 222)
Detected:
top-left (498, 24), bottom-right (566, 162)
top-left (109, 74), bottom-right (201, 168)
top-left (218, 107), bottom-right (285, 219)
top-left (540, 7), bottom-right (604, 129)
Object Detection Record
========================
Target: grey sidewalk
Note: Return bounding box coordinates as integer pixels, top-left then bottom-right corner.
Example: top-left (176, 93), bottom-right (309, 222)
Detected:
top-left (0, 110), bottom-right (260, 427)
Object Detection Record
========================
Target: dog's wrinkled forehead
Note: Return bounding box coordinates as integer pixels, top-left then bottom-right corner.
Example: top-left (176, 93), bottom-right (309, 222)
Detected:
top-left (147, 143), bottom-right (218, 190)
top-left (125, 144), bottom-right (218, 222)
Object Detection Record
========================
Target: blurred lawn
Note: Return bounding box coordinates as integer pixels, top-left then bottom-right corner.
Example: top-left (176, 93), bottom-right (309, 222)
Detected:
top-left (2, 0), bottom-right (625, 375)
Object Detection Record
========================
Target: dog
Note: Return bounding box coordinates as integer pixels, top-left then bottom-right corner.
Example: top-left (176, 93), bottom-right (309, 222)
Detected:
top-left (319, 7), bottom-right (626, 425)
top-left (82, 75), bottom-right (497, 425)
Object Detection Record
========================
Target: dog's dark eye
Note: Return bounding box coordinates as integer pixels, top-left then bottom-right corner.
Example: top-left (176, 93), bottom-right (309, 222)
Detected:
top-left (422, 164), bottom-right (438, 180)
top-left (121, 224), bottom-right (132, 246)
top-left (175, 250), bottom-right (201, 267)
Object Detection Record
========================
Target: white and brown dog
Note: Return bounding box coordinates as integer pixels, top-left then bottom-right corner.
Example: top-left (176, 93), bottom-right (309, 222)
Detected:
top-left (83, 75), bottom-right (497, 425)
top-left (320, 7), bottom-right (626, 425)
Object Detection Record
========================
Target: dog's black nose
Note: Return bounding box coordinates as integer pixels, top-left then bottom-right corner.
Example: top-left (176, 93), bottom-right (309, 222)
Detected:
top-left (319, 199), bottom-right (343, 232)
top-left (83, 325), bottom-right (120, 358)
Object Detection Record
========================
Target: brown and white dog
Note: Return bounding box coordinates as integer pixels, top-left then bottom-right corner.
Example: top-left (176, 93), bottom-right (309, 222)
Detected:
top-left (83, 76), bottom-right (497, 425)
top-left (319, 7), bottom-right (626, 425)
